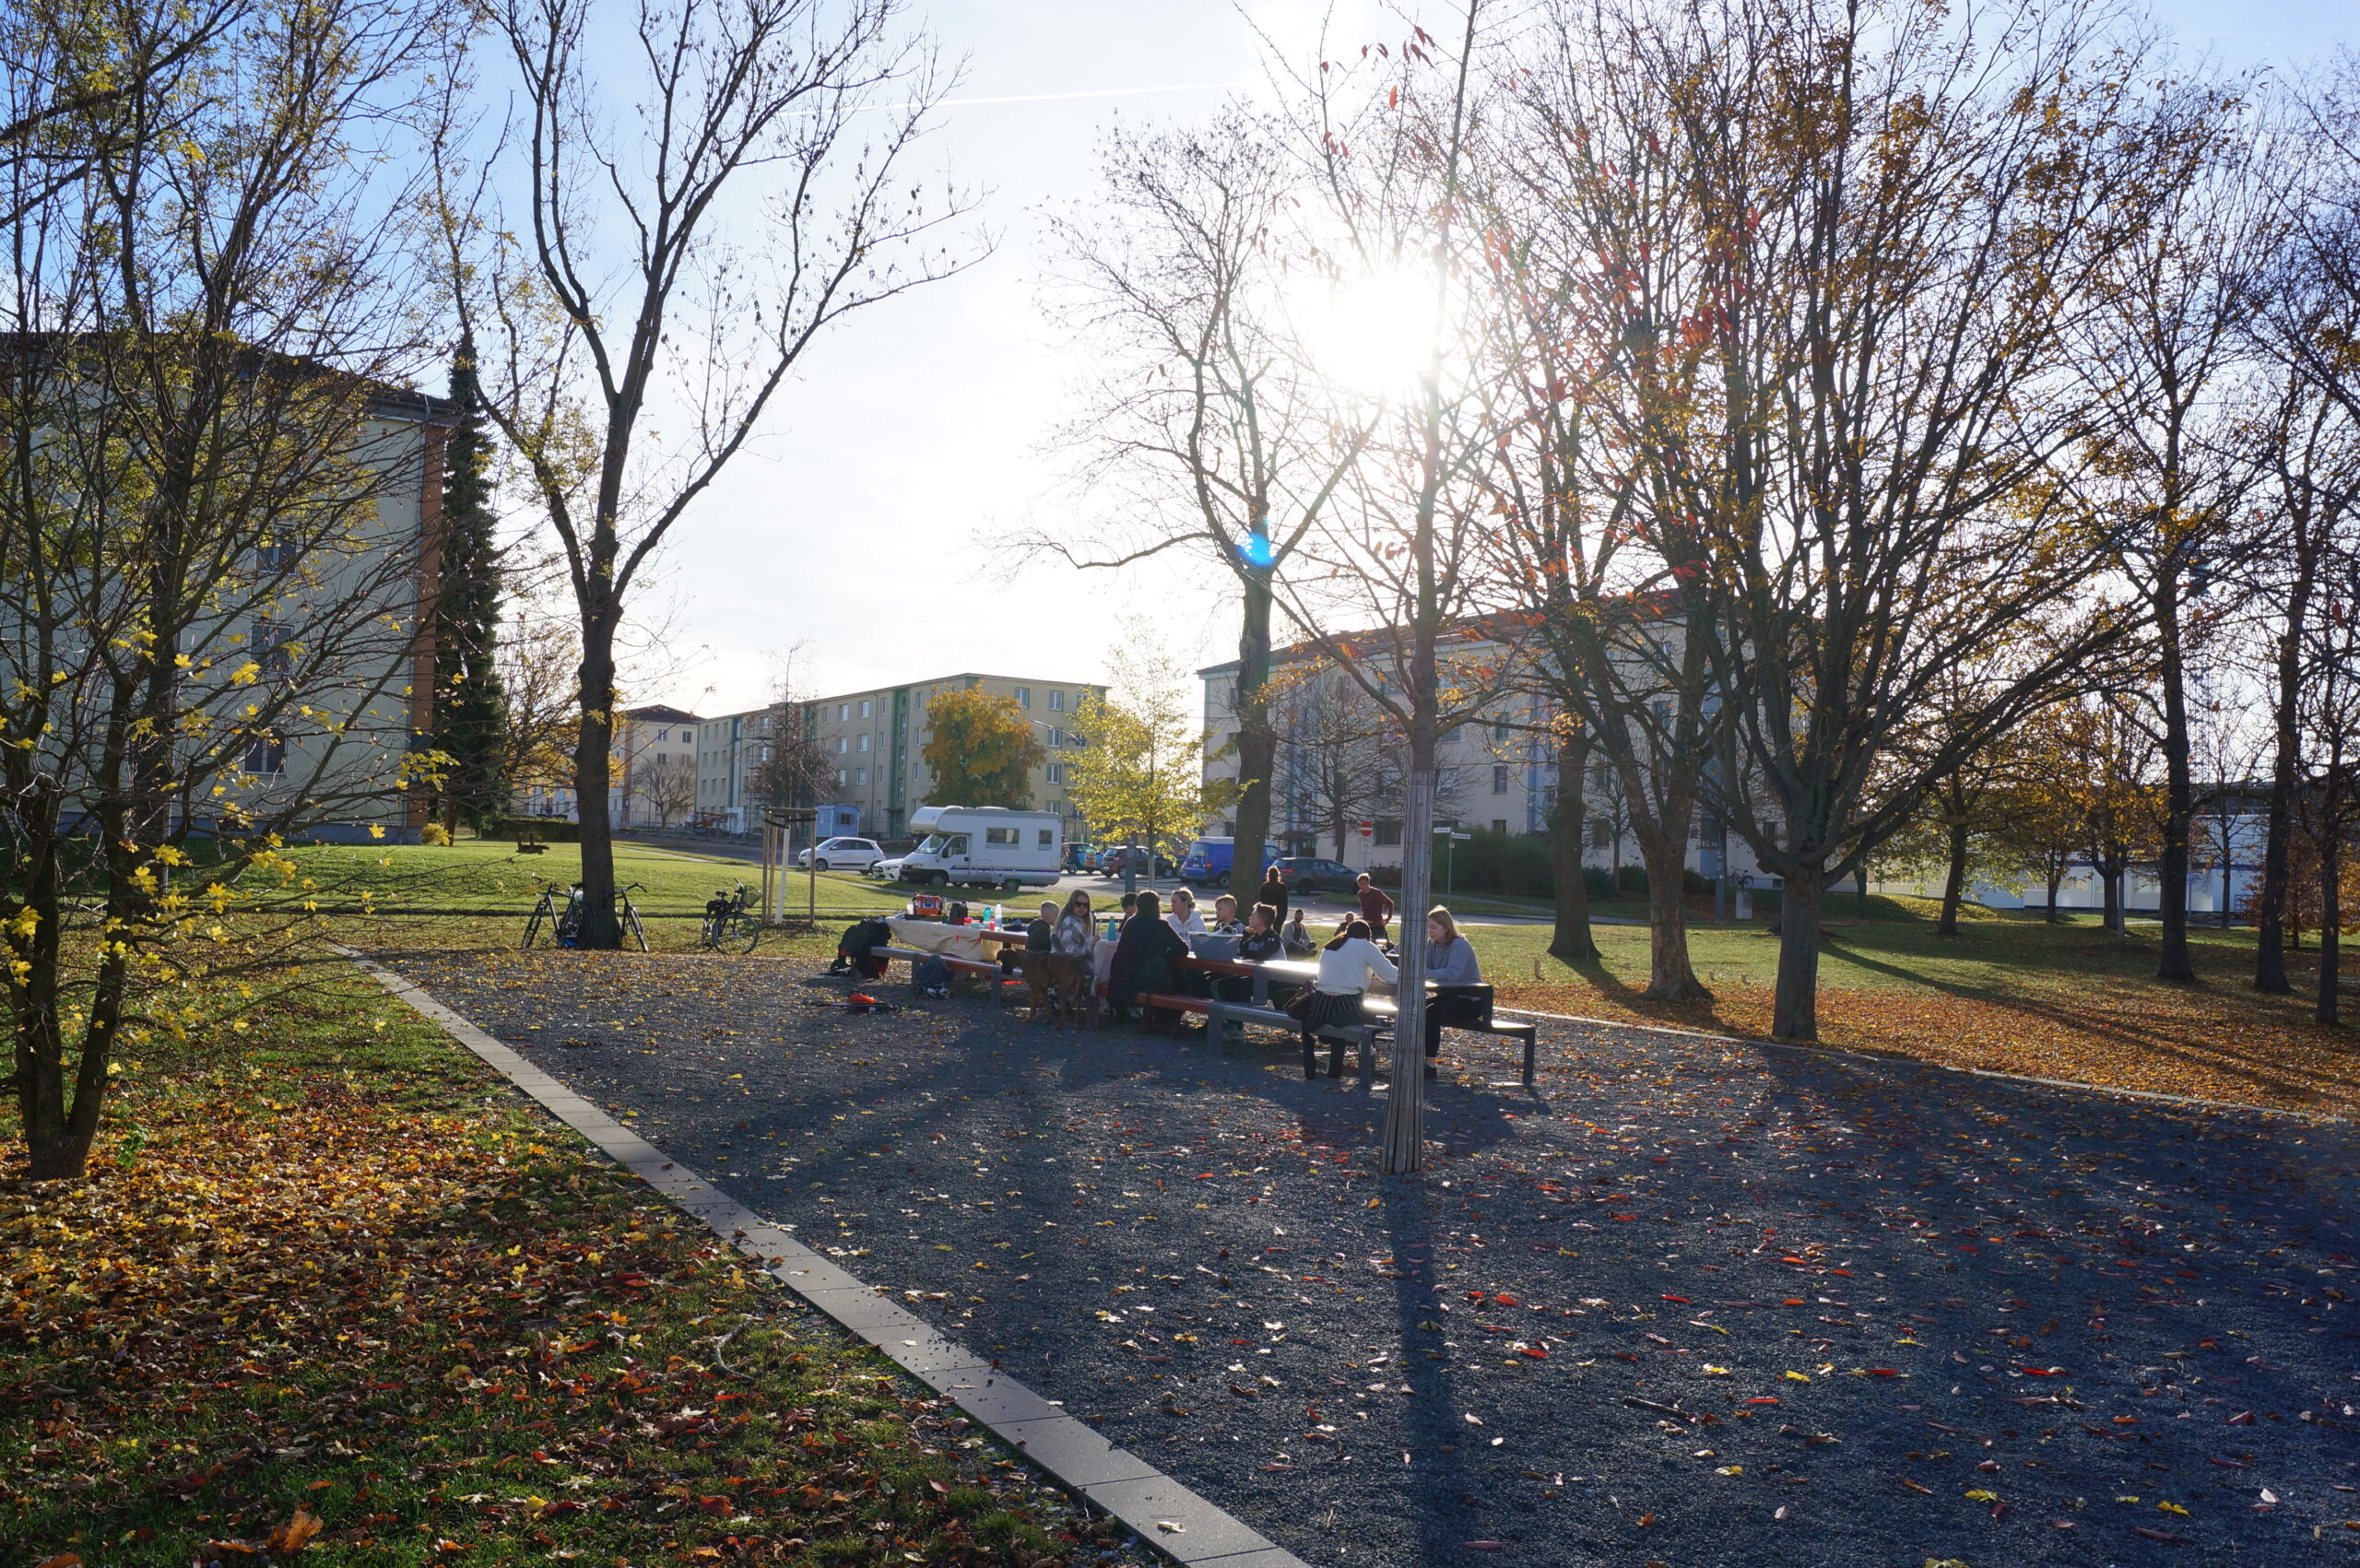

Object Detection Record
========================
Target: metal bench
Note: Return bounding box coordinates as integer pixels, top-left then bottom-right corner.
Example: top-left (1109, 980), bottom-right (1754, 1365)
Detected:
top-left (1360, 992), bottom-right (1539, 1087)
top-left (1204, 998), bottom-right (1381, 1083)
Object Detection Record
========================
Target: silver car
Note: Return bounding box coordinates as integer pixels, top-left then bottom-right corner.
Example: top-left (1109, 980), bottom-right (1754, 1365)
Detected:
top-left (796, 835), bottom-right (883, 873)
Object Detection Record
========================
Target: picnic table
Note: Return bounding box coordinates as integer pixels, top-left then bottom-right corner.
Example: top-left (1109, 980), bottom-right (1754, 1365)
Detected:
top-left (864, 921), bottom-right (1535, 1085)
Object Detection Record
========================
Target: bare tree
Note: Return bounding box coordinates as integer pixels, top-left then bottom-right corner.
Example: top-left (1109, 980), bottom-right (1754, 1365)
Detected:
top-left (1266, 663), bottom-right (1388, 859)
top-left (1262, 0), bottom-right (1524, 1171)
top-left (445, 0), bottom-right (974, 946)
top-left (1, 0), bottom-right (445, 1179)
top-left (642, 753), bottom-right (698, 827)
top-left (1540, 0), bottom-right (2166, 1041)
top-left (1044, 113), bottom-right (1374, 907)
top-left (2071, 79), bottom-right (2266, 981)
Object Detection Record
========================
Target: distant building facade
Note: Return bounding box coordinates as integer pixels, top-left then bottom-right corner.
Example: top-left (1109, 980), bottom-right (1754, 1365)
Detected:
top-left (804, 672), bottom-right (1106, 842)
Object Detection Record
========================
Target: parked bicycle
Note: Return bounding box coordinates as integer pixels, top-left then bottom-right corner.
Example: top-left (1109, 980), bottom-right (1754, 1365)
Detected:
top-left (699, 881), bottom-right (761, 953)
top-left (522, 879), bottom-right (650, 951)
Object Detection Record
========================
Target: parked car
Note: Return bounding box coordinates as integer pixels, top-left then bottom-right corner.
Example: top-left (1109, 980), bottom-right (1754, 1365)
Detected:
top-left (867, 855), bottom-right (904, 881)
top-left (1268, 855), bottom-right (1363, 894)
top-left (796, 835), bottom-right (884, 873)
top-left (1099, 843), bottom-right (1174, 879)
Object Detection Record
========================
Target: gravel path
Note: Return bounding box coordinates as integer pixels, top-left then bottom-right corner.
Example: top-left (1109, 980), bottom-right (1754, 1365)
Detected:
top-left (378, 947), bottom-right (2360, 1568)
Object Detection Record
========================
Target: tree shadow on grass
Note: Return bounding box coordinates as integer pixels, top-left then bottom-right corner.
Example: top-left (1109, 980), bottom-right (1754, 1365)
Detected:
top-left (1818, 931), bottom-right (2358, 1105)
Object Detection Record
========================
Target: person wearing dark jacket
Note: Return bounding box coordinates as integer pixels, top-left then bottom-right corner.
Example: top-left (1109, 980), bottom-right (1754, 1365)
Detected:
top-left (1107, 891), bottom-right (1189, 1029)
top-left (1257, 867), bottom-right (1289, 927)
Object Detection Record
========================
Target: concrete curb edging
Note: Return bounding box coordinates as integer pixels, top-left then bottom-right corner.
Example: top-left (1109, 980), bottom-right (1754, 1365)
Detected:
top-left (1493, 1004), bottom-right (2352, 1126)
top-left (339, 949), bottom-right (1306, 1568)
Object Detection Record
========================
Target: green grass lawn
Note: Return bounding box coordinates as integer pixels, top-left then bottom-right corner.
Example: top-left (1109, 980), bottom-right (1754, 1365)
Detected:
top-left (283, 840), bottom-right (909, 924)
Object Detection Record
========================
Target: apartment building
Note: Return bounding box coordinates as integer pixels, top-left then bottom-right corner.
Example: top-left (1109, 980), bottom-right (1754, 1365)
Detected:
top-left (689, 705), bottom-right (789, 833)
top-left (806, 672), bottom-right (1106, 841)
top-left (1197, 644), bottom-right (1763, 882)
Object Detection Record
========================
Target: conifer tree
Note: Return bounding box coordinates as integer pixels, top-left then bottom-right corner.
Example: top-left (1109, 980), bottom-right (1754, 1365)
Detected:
top-left (433, 331), bottom-right (508, 832)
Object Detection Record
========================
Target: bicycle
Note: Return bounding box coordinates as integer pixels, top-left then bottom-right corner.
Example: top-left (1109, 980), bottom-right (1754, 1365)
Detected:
top-left (522, 879), bottom-right (650, 951)
top-left (699, 881), bottom-right (761, 954)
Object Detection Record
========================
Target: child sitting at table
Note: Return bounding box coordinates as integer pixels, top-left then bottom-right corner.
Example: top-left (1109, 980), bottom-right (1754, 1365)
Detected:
top-left (1210, 893), bottom-right (1245, 934)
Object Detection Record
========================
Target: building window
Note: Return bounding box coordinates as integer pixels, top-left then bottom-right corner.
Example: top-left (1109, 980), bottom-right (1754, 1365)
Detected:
top-left (838, 703), bottom-right (850, 721)
top-left (1045, 762), bottom-right (1064, 784)
top-left (242, 735), bottom-right (286, 775)
top-left (1492, 819), bottom-right (1509, 835)
top-left (1590, 817), bottom-right (1611, 849)
top-left (856, 768), bottom-right (867, 785)
top-left (1048, 690), bottom-right (1064, 713)
top-left (760, 744), bottom-right (772, 761)
top-left (835, 769), bottom-right (846, 786)
top-left (1016, 687), bottom-right (1031, 708)
top-left (859, 699), bottom-right (871, 718)
top-left (1375, 819), bottom-right (1402, 847)
top-left (857, 733), bottom-right (869, 752)
top-left (1493, 765), bottom-right (1509, 796)
top-left (252, 621), bottom-right (291, 678)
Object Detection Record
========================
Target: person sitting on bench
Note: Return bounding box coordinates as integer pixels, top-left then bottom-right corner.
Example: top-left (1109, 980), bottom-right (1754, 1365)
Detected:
top-left (1422, 905), bottom-right (1487, 1079)
top-left (1297, 918), bottom-right (1394, 1080)
top-left (1108, 890), bottom-right (1188, 1030)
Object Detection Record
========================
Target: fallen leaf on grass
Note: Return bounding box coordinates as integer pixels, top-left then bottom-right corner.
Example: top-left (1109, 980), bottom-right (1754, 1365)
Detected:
top-left (265, 1508), bottom-right (324, 1556)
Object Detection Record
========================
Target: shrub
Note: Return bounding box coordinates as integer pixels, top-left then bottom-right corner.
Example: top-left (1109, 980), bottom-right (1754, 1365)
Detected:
top-left (1617, 864), bottom-right (1649, 899)
top-left (419, 822), bottom-right (452, 847)
top-left (1581, 865), bottom-right (1614, 899)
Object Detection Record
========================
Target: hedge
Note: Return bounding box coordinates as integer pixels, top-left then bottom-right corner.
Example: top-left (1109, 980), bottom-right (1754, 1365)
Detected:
top-left (492, 817), bottom-right (582, 843)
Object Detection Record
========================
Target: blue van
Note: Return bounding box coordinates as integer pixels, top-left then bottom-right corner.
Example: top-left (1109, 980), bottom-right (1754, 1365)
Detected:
top-left (1178, 837), bottom-right (1281, 889)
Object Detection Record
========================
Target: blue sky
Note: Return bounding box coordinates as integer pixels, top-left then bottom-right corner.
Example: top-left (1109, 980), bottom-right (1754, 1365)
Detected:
top-left (638, 0), bottom-right (2355, 716)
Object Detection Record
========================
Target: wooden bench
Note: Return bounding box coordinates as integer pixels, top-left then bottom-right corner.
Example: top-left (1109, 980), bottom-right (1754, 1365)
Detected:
top-left (873, 944), bottom-right (1023, 1008)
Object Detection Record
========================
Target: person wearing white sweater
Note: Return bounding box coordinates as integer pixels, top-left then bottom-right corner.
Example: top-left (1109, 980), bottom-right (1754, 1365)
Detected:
top-left (1296, 919), bottom-right (1397, 1079)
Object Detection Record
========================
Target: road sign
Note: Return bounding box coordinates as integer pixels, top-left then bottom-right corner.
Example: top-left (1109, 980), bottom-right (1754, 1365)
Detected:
top-left (1357, 820), bottom-right (1373, 838)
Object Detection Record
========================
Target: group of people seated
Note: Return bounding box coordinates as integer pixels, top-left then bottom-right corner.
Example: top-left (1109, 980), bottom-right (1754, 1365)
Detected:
top-left (1036, 882), bottom-right (1481, 1082)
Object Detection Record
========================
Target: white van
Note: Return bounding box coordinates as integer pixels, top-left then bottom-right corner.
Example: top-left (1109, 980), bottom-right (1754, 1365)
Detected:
top-left (897, 806), bottom-right (1063, 890)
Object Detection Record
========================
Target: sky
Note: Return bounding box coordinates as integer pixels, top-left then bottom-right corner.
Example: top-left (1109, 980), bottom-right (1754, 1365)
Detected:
top-left (628, 0), bottom-right (2356, 718)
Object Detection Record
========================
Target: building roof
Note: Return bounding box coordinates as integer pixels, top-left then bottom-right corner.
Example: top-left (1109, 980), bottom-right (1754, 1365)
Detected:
top-left (622, 703), bottom-right (702, 725)
top-left (806, 672), bottom-right (1108, 705)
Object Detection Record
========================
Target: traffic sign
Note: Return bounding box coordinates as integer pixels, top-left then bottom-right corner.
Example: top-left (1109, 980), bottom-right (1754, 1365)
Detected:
top-left (1357, 820), bottom-right (1373, 838)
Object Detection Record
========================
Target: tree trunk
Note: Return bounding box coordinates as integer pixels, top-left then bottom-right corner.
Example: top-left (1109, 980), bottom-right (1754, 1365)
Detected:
top-left (2155, 580), bottom-right (2195, 981)
top-left (1771, 872), bottom-right (1823, 1041)
top-left (1230, 571), bottom-right (1276, 895)
top-left (1634, 823), bottom-right (1707, 1001)
top-left (2045, 861), bottom-right (2062, 924)
top-left (573, 605), bottom-right (621, 949)
top-left (1938, 815), bottom-right (1970, 937)
top-left (2101, 863), bottom-right (2123, 937)
top-left (2319, 816), bottom-right (2341, 1027)
top-left (2256, 538), bottom-right (2312, 993)
top-left (1548, 728), bottom-right (1597, 961)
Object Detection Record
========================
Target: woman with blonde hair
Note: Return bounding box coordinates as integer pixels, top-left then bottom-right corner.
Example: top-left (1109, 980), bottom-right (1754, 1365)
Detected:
top-left (1422, 905), bottom-right (1488, 1079)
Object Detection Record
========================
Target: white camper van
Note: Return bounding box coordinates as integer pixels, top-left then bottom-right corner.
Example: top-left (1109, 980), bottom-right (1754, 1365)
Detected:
top-left (896, 807), bottom-right (1063, 890)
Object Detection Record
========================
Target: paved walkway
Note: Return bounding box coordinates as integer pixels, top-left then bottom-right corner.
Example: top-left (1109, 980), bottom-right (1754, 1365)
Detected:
top-left (381, 947), bottom-right (2360, 1567)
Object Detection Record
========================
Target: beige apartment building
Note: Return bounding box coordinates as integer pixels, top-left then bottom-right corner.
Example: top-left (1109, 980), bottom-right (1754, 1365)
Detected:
top-left (806, 672), bottom-right (1105, 842)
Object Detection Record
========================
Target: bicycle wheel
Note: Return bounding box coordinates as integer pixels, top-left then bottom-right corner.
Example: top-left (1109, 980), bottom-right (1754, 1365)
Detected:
top-left (626, 902), bottom-right (649, 952)
top-left (521, 903), bottom-right (546, 950)
top-left (726, 913), bottom-right (761, 954)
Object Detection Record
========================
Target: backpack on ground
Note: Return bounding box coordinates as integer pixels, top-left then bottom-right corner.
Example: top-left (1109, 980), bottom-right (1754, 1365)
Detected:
top-left (913, 953), bottom-right (951, 998)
